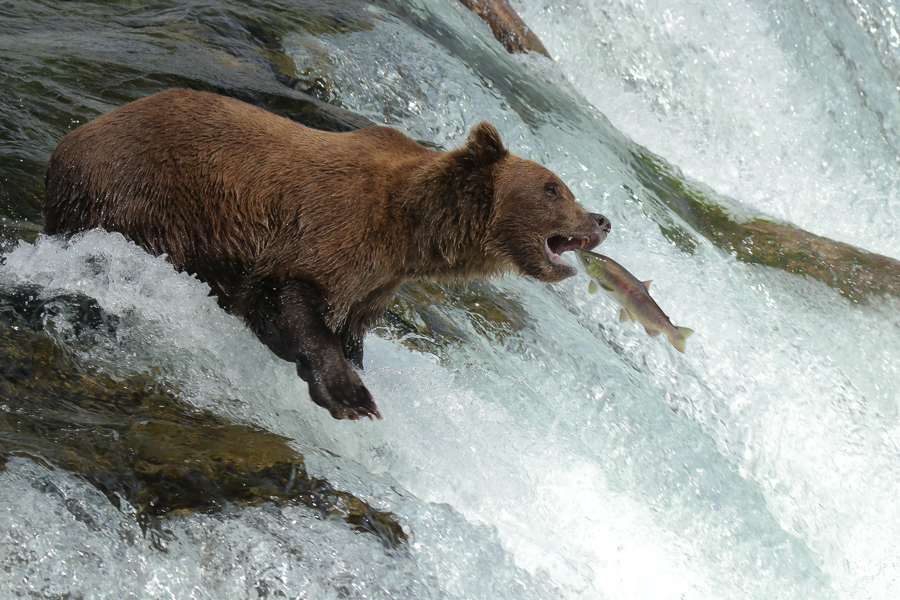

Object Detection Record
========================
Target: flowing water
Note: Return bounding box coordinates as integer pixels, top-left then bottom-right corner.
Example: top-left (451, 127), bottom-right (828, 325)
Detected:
top-left (1, 0), bottom-right (899, 598)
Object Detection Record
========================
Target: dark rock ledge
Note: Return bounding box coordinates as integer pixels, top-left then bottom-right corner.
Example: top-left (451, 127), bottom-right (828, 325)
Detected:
top-left (0, 287), bottom-right (407, 550)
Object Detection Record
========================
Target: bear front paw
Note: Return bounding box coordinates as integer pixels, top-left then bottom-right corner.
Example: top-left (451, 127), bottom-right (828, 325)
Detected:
top-left (301, 363), bottom-right (382, 420)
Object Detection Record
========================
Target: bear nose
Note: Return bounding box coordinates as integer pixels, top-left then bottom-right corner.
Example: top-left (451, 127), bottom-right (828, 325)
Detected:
top-left (591, 213), bottom-right (611, 241)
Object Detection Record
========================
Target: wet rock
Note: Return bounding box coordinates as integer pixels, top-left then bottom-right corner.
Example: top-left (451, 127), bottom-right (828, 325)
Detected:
top-left (459, 0), bottom-right (550, 57)
top-left (633, 153), bottom-right (900, 303)
top-left (385, 280), bottom-right (531, 355)
top-left (0, 288), bottom-right (407, 549)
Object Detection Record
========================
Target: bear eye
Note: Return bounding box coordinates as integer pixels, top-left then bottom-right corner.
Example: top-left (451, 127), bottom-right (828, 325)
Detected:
top-left (544, 183), bottom-right (559, 197)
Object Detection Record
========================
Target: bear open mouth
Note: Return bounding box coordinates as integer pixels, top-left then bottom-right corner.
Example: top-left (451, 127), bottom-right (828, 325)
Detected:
top-left (544, 233), bottom-right (601, 267)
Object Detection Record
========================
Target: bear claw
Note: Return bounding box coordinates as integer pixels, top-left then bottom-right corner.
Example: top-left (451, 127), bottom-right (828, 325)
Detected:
top-left (307, 371), bottom-right (380, 421)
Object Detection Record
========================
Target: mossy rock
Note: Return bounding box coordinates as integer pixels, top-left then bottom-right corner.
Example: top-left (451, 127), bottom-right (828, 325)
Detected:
top-left (0, 287), bottom-right (407, 549)
top-left (633, 152), bottom-right (900, 303)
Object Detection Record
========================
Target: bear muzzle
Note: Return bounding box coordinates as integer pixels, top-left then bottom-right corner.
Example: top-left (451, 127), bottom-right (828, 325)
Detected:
top-left (543, 212), bottom-right (611, 268)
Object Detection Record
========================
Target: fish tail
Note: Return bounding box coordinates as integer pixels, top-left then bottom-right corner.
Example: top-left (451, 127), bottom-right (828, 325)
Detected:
top-left (668, 327), bottom-right (693, 353)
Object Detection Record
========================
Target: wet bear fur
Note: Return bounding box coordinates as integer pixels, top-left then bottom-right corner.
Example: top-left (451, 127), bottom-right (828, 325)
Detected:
top-left (42, 88), bottom-right (609, 419)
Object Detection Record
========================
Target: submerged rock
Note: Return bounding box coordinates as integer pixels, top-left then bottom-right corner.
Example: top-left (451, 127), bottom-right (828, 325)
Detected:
top-left (633, 153), bottom-right (900, 303)
top-left (0, 287), bottom-right (407, 550)
top-left (386, 280), bottom-right (531, 355)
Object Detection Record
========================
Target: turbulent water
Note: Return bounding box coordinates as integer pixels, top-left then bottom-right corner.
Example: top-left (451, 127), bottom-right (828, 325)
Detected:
top-left (2, 0), bottom-right (900, 598)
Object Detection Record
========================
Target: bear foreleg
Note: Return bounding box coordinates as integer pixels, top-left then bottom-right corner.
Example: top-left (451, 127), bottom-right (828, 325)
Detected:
top-left (340, 329), bottom-right (364, 370)
top-left (243, 280), bottom-right (380, 420)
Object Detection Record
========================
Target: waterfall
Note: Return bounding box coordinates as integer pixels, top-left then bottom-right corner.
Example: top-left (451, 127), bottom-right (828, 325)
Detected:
top-left (1, 0), bottom-right (898, 597)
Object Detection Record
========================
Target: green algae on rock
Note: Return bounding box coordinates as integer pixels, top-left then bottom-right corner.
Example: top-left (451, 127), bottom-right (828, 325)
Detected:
top-left (0, 287), bottom-right (407, 550)
top-left (633, 153), bottom-right (900, 303)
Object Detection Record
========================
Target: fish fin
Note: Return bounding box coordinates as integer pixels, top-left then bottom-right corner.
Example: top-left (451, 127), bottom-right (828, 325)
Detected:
top-left (619, 308), bottom-right (630, 323)
top-left (588, 280), bottom-right (598, 294)
top-left (669, 327), bottom-right (693, 353)
top-left (642, 280), bottom-right (652, 292)
top-left (644, 326), bottom-right (661, 337)
top-left (600, 282), bottom-right (615, 292)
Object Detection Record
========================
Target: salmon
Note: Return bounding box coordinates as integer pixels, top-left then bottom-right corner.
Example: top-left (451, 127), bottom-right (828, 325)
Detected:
top-left (575, 249), bottom-right (693, 352)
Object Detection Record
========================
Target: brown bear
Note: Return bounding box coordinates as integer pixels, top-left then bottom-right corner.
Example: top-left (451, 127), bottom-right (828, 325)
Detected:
top-left (42, 88), bottom-right (610, 420)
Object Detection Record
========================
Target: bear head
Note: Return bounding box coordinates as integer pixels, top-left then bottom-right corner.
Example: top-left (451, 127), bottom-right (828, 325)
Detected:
top-left (467, 122), bottom-right (611, 282)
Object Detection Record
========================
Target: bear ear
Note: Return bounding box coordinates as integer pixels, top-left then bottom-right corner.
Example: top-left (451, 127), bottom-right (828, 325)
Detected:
top-left (466, 121), bottom-right (507, 164)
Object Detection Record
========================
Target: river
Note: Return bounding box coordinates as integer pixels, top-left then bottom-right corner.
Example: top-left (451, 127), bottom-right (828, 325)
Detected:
top-left (1, 0), bottom-right (898, 598)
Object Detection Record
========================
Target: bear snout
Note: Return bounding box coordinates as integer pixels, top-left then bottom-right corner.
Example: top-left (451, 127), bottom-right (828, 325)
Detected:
top-left (591, 213), bottom-right (611, 244)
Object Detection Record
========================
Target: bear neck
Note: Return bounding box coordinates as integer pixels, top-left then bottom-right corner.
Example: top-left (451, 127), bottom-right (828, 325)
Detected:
top-left (398, 148), bottom-right (505, 280)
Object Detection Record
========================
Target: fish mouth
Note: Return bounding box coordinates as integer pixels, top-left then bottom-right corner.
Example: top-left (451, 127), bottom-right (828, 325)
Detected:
top-left (544, 232), bottom-right (603, 267)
